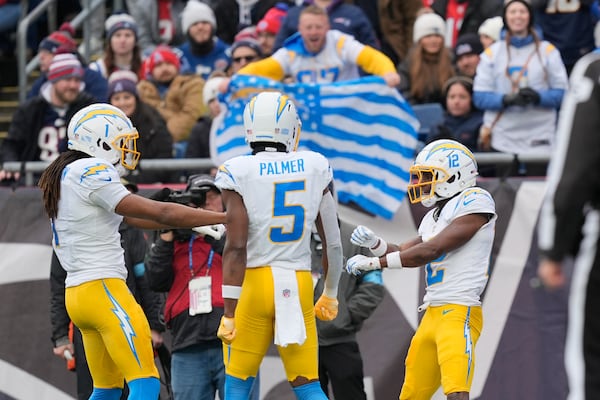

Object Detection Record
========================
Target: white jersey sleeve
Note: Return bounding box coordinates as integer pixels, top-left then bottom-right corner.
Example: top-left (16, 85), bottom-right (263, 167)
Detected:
top-left (216, 150), bottom-right (332, 271)
top-left (53, 158), bottom-right (130, 287)
top-left (419, 187), bottom-right (496, 306)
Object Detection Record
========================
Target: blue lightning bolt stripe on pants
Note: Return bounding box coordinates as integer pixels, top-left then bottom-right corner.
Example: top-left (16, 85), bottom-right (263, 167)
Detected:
top-left (65, 278), bottom-right (159, 390)
top-left (400, 305), bottom-right (483, 399)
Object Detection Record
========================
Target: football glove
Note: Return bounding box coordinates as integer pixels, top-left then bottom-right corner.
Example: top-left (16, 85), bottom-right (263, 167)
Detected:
top-left (193, 224), bottom-right (226, 240)
top-left (350, 225), bottom-right (381, 248)
top-left (346, 254), bottom-right (381, 276)
top-left (217, 316), bottom-right (236, 344)
top-left (314, 294), bottom-right (338, 321)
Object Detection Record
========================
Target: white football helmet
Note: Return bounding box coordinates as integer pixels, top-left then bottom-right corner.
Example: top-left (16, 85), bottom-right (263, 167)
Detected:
top-left (243, 91), bottom-right (301, 152)
top-left (67, 103), bottom-right (140, 176)
top-left (407, 139), bottom-right (478, 207)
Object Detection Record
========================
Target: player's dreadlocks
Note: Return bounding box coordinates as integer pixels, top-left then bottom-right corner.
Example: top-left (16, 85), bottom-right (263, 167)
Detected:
top-left (39, 150), bottom-right (90, 219)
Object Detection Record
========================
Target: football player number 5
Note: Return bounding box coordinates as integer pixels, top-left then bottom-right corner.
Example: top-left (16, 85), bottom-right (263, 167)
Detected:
top-left (270, 181), bottom-right (305, 242)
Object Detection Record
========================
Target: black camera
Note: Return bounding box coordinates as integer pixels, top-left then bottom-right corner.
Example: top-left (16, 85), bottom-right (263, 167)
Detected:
top-left (151, 175), bottom-right (220, 242)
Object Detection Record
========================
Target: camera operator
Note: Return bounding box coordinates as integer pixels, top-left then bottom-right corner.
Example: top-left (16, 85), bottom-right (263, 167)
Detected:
top-left (145, 174), bottom-right (229, 400)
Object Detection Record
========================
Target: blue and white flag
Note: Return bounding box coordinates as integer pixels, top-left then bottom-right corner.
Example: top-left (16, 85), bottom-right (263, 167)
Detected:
top-left (210, 75), bottom-right (419, 220)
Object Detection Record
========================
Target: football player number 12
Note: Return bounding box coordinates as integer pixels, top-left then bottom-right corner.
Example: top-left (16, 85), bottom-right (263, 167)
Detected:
top-left (270, 181), bottom-right (305, 243)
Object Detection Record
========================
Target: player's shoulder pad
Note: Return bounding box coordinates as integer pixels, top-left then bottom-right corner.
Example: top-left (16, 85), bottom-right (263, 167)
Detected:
top-left (73, 158), bottom-right (116, 182)
top-left (456, 187), bottom-right (496, 213)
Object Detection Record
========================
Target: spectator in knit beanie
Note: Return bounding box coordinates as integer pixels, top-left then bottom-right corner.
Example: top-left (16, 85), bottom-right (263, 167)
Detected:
top-left (37, 22), bottom-right (77, 74)
top-left (142, 45), bottom-right (182, 80)
top-left (138, 45), bottom-right (205, 146)
top-left (46, 53), bottom-right (84, 83)
top-left (397, 12), bottom-right (455, 104)
top-left (453, 33), bottom-right (483, 78)
top-left (177, 0), bottom-right (230, 79)
top-left (89, 12), bottom-right (142, 79)
top-left (0, 53), bottom-right (96, 183)
top-left (28, 45), bottom-right (109, 102)
top-left (256, 3), bottom-right (288, 55)
top-left (107, 70), bottom-right (174, 184)
top-left (478, 16), bottom-right (503, 49)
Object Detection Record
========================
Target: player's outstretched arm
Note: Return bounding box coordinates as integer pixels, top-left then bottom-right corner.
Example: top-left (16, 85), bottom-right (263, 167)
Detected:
top-left (347, 213), bottom-right (490, 274)
top-left (116, 193), bottom-right (226, 230)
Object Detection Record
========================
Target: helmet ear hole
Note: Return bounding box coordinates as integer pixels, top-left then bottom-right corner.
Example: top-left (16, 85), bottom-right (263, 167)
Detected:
top-left (102, 142), bottom-right (112, 152)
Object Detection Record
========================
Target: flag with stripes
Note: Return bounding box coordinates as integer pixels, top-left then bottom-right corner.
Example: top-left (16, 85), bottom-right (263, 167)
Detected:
top-left (210, 75), bottom-right (420, 220)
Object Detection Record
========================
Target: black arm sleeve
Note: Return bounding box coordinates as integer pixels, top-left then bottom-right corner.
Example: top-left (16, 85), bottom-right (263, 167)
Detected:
top-left (49, 251), bottom-right (70, 346)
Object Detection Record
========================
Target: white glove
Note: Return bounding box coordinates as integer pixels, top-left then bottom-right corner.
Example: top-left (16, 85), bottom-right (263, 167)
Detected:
top-left (345, 254), bottom-right (381, 276)
top-left (192, 224), bottom-right (226, 240)
top-left (351, 225), bottom-right (380, 248)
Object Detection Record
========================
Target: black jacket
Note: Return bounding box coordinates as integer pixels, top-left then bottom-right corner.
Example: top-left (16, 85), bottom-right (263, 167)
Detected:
top-left (0, 93), bottom-right (96, 165)
top-left (50, 222), bottom-right (164, 346)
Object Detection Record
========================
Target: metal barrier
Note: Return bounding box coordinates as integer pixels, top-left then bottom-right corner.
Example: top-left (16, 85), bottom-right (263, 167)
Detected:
top-left (1, 153), bottom-right (550, 187)
top-left (2, 158), bottom-right (218, 186)
top-left (16, 0), bottom-right (108, 102)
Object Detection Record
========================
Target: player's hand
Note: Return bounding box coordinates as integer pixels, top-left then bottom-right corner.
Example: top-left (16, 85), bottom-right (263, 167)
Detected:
top-left (53, 343), bottom-right (74, 360)
top-left (350, 225), bottom-right (381, 248)
top-left (217, 316), bottom-right (236, 344)
top-left (314, 294), bottom-right (338, 321)
top-left (150, 329), bottom-right (164, 349)
top-left (346, 254), bottom-right (381, 276)
top-left (538, 259), bottom-right (565, 289)
top-left (193, 224), bottom-right (226, 240)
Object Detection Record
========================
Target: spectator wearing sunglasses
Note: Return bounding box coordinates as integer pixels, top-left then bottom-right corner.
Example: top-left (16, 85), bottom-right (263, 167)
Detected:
top-left (228, 38), bottom-right (264, 75)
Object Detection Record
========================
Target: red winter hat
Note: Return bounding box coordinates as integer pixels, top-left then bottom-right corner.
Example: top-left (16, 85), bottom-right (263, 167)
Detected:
top-left (256, 3), bottom-right (288, 35)
top-left (146, 45), bottom-right (181, 74)
top-left (38, 22), bottom-right (77, 53)
top-left (47, 53), bottom-right (84, 82)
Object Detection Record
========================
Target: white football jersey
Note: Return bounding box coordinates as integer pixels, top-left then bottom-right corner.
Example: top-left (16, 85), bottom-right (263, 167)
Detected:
top-left (273, 29), bottom-right (365, 83)
top-left (419, 187), bottom-right (496, 306)
top-left (52, 157), bottom-right (131, 287)
top-left (215, 150), bottom-right (333, 271)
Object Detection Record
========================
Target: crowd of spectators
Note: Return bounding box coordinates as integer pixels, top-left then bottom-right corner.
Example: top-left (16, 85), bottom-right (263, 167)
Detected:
top-left (2, 0), bottom-right (600, 186)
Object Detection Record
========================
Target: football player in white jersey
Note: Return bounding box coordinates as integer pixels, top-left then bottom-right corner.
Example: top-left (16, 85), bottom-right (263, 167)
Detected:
top-left (346, 139), bottom-right (496, 400)
top-left (38, 103), bottom-right (226, 400)
top-left (214, 91), bottom-right (343, 400)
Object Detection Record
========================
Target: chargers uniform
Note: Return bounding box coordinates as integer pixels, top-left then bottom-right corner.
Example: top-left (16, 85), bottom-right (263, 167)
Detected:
top-left (215, 150), bottom-right (332, 382)
top-left (52, 157), bottom-right (159, 389)
top-left (400, 187), bottom-right (496, 399)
